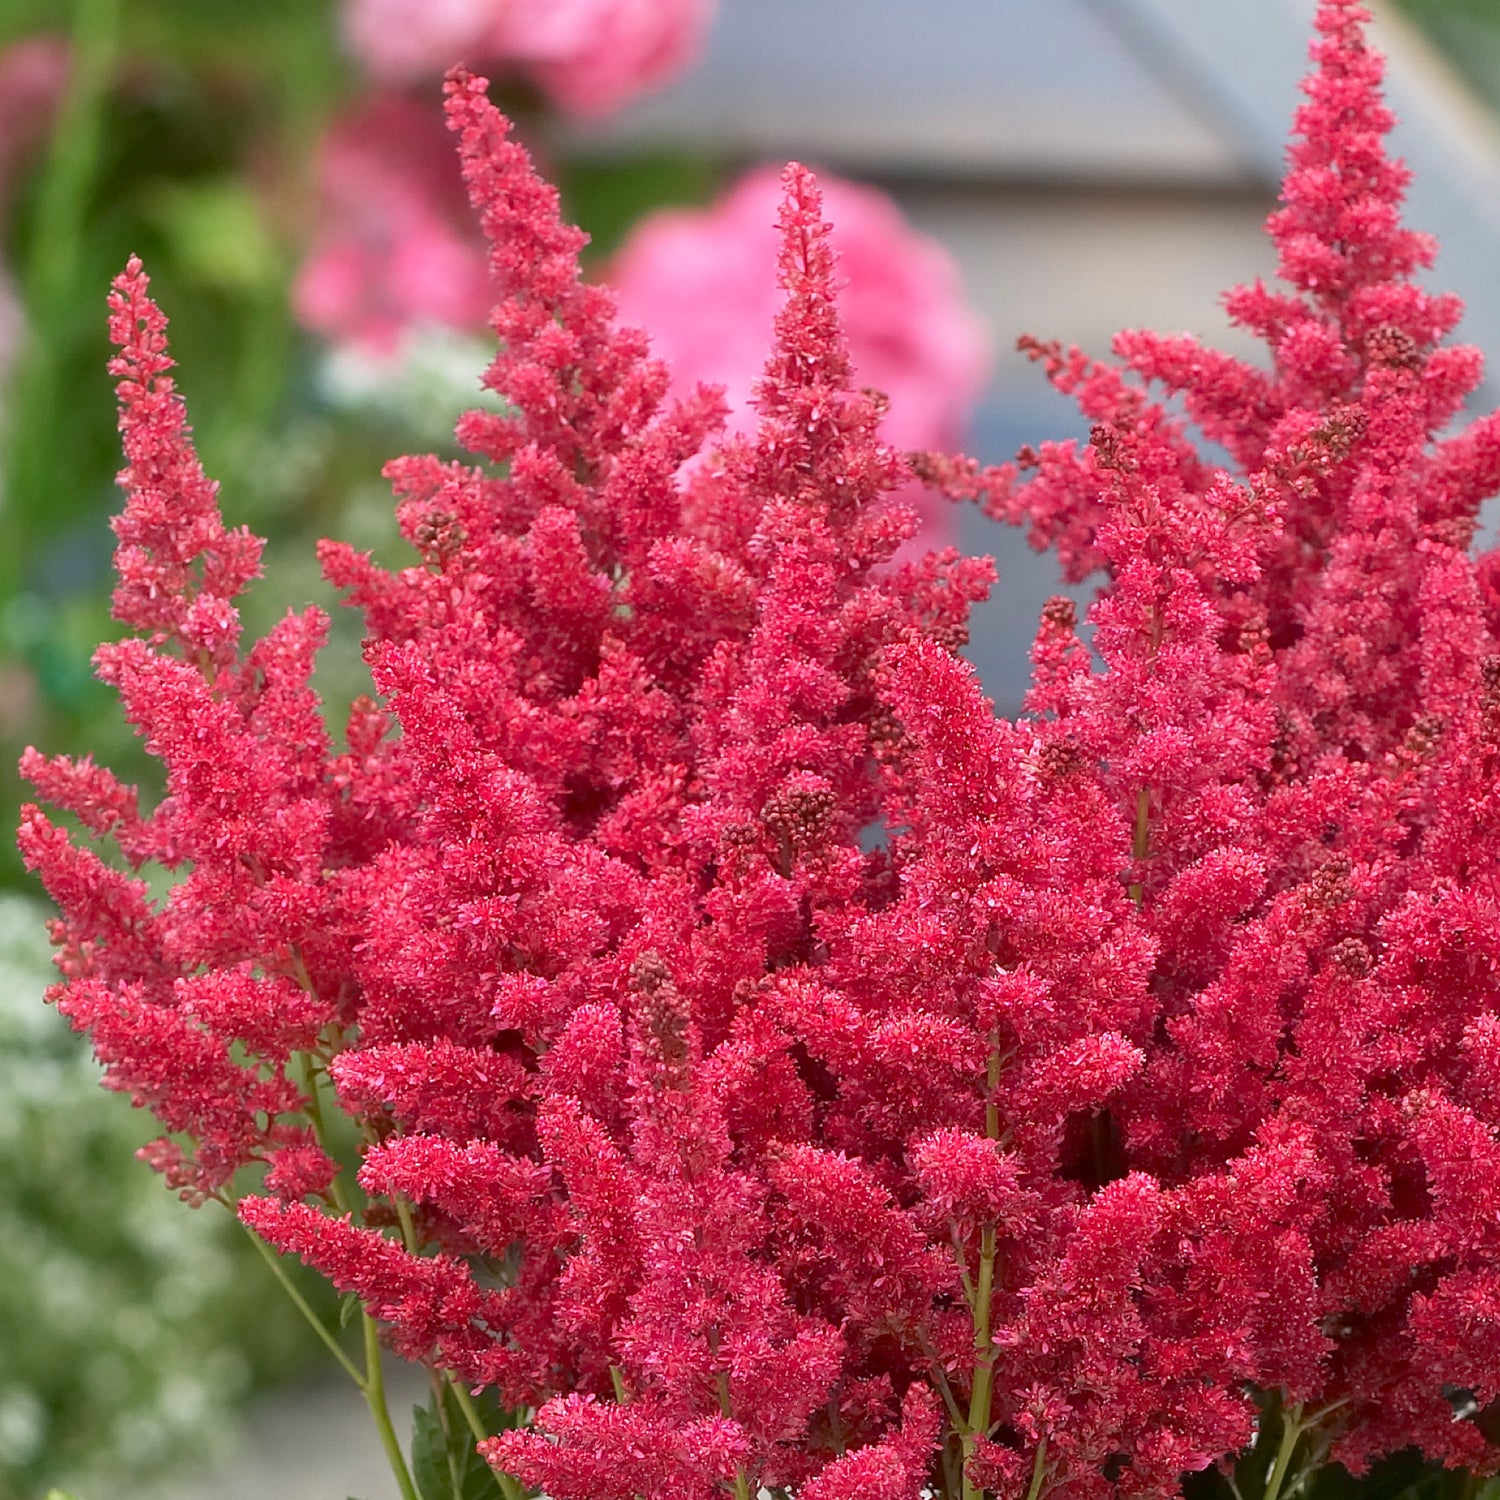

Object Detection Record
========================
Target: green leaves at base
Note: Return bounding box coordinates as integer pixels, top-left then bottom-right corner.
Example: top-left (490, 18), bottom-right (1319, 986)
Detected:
top-left (411, 1383), bottom-right (512, 1500)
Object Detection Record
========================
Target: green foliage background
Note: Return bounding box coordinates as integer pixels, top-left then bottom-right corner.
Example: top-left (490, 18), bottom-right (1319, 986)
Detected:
top-left (0, 893), bottom-right (339, 1500)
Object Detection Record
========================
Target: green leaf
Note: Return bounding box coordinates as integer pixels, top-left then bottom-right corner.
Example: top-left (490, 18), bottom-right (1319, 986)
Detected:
top-left (339, 1289), bottom-right (361, 1328)
top-left (145, 176), bottom-right (280, 292)
top-left (410, 1397), bottom-right (446, 1500)
top-left (410, 1385), bottom-right (507, 1500)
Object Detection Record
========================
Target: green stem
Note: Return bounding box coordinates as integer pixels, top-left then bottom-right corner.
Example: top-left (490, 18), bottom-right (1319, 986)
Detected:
top-left (395, 1193), bottom-right (420, 1250)
top-left (1128, 784), bottom-right (1151, 906)
top-left (1025, 1438), bottom-right (1049, 1500)
top-left (298, 993), bottom-right (505, 1500)
top-left (238, 1216), bottom-right (366, 1389)
top-left (941, 1438), bottom-right (964, 1500)
top-left (1305, 1396), bottom-right (1350, 1427)
top-left (961, 1223), bottom-right (998, 1500)
top-left (949, 1223), bottom-right (976, 1305)
top-left (363, 1310), bottom-right (421, 1500)
top-left (293, 1040), bottom-right (420, 1500)
top-left (1133, 786), bottom-right (1151, 859)
top-left (961, 1036), bottom-right (1006, 1500)
top-left (300, 1048), bottom-right (355, 1215)
top-left (385, 1127), bottom-right (514, 1500)
top-left (916, 1328), bottom-right (969, 1436)
top-left (714, 1369), bottom-right (753, 1500)
top-left (984, 1034), bottom-right (1002, 1142)
top-left (429, 1369), bottom-right (466, 1500)
top-left (1262, 1404), bottom-right (1305, 1500)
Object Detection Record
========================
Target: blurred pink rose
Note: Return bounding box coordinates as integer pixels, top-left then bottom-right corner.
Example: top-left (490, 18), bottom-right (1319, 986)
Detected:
top-left (344, 0), bottom-right (715, 118)
top-left (293, 93), bottom-right (493, 355)
top-left (609, 167), bottom-right (992, 542)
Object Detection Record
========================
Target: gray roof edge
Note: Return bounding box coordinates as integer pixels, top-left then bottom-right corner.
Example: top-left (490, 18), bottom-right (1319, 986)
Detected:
top-left (1096, 0), bottom-right (1500, 396)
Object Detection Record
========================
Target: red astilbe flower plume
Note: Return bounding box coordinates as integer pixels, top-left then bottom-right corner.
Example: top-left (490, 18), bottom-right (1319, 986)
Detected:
top-left (19, 47), bottom-right (1255, 1498)
top-left (19, 258), bottom-right (341, 1205)
top-left (29, 7), bottom-right (1500, 1499)
top-left (23, 61), bottom-right (1152, 1500)
top-left (922, 0), bottom-right (1500, 1481)
top-left (101, 261), bottom-right (265, 666)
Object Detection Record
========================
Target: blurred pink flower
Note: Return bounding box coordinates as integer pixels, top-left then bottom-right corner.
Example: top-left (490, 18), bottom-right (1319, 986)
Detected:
top-left (293, 93), bottom-right (492, 356)
top-left (0, 34), bottom-right (68, 189)
top-left (610, 166), bottom-right (992, 542)
top-left (344, 0), bottom-right (715, 118)
top-left (0, 34), bottom-right (69, 384)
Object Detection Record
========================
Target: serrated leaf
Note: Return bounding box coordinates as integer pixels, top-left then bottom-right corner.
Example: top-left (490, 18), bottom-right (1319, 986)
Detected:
top-left (450, 1386), bottom-right (511, 1500)
top-left (410, 1397), bottom-right (448, 1500)
top-left (409, 1385), bottom-right (508, 1500)
top-left (455, 1442), bottom-right (501, 1500)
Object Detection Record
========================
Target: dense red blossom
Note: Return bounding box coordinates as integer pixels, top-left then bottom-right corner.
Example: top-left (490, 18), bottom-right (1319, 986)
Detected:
top-left (24, 3), bottom-right (1500, 1496)
top-left (923, 0), bottom-right (1500, 1481)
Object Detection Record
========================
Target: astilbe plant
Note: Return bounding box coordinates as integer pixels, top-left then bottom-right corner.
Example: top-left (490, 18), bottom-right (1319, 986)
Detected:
top-left (927, 0), bottom-right (1500, 1483)
top-left (21, 4), bottom-right (1500, 1498)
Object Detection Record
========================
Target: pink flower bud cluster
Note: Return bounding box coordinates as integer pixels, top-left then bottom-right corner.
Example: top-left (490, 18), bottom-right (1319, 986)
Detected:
top-left (23, 3), bottom-right (1500, 1496)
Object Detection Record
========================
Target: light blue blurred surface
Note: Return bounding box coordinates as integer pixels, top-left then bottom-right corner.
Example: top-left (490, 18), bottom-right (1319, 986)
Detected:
top-left (588, 0), bottom-right (1250, 181)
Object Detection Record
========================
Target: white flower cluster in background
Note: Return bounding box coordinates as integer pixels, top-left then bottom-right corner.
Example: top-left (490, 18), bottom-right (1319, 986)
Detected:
top-left (0, 896), bottom-right (318, 1498)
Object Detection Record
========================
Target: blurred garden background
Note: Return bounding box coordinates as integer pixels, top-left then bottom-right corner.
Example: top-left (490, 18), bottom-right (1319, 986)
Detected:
top-left (4, 1), bottom-right (1500, 1496)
